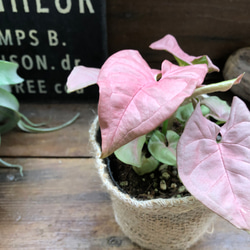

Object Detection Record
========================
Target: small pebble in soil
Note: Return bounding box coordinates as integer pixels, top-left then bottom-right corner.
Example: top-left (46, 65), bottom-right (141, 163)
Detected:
top-left (178, 185), bottom-right (186, 193)
top-left (162, 172), bottom-right (170, 180)
top-left (172, 170), bottom-right (178, 176)
top-left (170, 183), bottom-right (177, 189)
top-left (160, 180), bottom-right (167, 190)
top-left (120, 181), bottom-right (128, 187)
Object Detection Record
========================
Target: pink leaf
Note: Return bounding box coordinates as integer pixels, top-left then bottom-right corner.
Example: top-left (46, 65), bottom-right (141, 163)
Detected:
top-left (177, 96), bottom-right (250, 230)
top-left (66, 66), bottom-right (100, 92)
top-left (200, 95), bottom-right (231, 122)
top-left (98, 49), bottom-right (208, 158)
top-left (149, 34), bottom-right (219, 73)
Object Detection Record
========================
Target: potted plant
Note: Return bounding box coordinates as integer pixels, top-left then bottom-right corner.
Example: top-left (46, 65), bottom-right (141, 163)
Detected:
top-left (0, 60), bottom-right (79, 176)
top-left (66, 34), bottom-right (249, 249)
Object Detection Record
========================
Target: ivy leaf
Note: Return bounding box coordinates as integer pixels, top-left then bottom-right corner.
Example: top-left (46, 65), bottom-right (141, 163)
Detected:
top-left (177, 97), bottom-right (250, 231)
top-left (148, 130), bottom-right (177, 166)
top-left (0, 60), bottom-right (23, 85)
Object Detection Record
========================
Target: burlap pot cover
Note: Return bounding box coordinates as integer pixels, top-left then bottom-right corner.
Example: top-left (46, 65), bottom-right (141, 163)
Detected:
top-left (89, 116), bottom-right (216, 250)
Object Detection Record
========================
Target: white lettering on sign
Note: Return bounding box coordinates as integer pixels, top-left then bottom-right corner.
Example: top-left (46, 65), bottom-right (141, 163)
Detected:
top-left (0, 0), bottom-right (95, 14)
top-left (0, 29), bottom-right (39, 46)
top-left (55, 0), bottom-right (72, 14)
top-left (13, 80), bottom-right (47, 94)
top-left (47, 30), bottom-right (59, 46)
top-left (12, 81), bottom-right (83, 94)
top-left (61, 54), bottom-right (81, 70)
top-left (36, 0), bottom-right (49, 13)
top-left (1, 54), bottom-right (48, 70)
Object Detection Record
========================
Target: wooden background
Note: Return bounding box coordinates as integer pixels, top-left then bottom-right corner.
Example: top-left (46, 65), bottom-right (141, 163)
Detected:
top-left (106, 0), bottom-right (250, 73)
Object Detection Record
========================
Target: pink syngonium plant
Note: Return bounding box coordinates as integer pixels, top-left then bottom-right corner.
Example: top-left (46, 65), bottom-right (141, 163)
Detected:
top-left (66, 34), bottom-right (250, 232)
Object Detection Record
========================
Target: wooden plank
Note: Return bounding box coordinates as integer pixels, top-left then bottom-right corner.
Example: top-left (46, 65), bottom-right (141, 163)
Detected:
top-left (0, 158), bottom-right (249, 249)
top-left (0, 103), bottom-right (97, 158)
top-left (106, 0), bottom-right (250, 69)
top-left (0, 158), bottom-right (135, 249)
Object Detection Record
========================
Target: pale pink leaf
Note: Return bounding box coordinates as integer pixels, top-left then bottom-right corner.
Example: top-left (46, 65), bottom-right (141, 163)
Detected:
top-left (200, 95), bottom-right (231, 122)
top-left (66, 66), bottom-right (100, 92)
top-left (98, 49), bottom-right (208, 158)
top-left (177, 96), bottom-right (250, 230)
top-left (149, 34), bottom-right (220, 73)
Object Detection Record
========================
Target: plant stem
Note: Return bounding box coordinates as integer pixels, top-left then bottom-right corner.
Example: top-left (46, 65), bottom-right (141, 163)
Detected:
top-left (190, 74), bottom-right (244, 99)
top-left (162, 119), bottom-right (168, 135)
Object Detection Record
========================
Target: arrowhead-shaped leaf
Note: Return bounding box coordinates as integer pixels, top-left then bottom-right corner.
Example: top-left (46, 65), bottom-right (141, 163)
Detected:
top-left (149, 34), bottom-right (219, 73)
top-left (148, 130), bottom-right (177, 166)
top-left (98, 50), bottom-right (208, 157)
top-left (200, 95), bottom-right (231, 122)
top-left (114, 135), bottom-right (146, 168)
top-left (66, 66), bottom-right (99, 92)
top-left (177, 96), bottom-right (250, 230)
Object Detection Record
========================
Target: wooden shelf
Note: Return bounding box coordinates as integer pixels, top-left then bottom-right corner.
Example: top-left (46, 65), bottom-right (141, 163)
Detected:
top-left (0, 103), bottom-right (249, 249)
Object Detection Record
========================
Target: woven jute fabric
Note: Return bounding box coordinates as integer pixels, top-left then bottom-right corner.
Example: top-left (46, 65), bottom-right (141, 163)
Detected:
top-left (89, 116), bottom-right (216, 250)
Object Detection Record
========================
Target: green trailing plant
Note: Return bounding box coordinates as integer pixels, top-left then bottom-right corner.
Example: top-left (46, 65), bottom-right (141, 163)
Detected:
top-left (0, 60), bottom-right (79, 176)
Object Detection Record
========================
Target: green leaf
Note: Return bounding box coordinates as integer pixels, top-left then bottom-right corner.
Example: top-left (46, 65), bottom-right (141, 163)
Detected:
top-left (174, 56), bottom-right (190, 66)
top-left (167, 130), bottom-right (180, 150)
top-left (0, 87), bottom-right (21, 133)
top-left (191, 56), bottom-right (208, 66)
top-left (148, 130), bottom-right (177, 166)
top-left (175, 102), bottom-right (194, 123)
top-left (0, 87), bottom-right (19, 111)
top-left (200, 95), bottom-right (231, 122)
top-left (133, 155), bottom-right (159, 176)
top-left (0, 106), bottom-right (20, 134)
top-left (0, 60), bottom-right (24, 85)
top-left (200, 104), bottom-right (210, 116)
top-left (114, 135), bottom-right (146, 168)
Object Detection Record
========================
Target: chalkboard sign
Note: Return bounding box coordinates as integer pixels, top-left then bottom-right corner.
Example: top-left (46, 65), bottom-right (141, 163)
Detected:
top-left (0, 0), bottom-right (107, 102)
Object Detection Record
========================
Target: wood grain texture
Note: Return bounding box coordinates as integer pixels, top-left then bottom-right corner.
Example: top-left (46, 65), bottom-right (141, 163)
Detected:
top-left (0, 157), bottom-right (249, 249)
top-left (106, 0), bottom-right (250, 69)
top-left (0, 103), bottom-right (97, 157)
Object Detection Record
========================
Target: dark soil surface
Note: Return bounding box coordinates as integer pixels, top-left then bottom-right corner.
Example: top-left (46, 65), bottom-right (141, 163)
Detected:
top-left (107, 154), bottom-right (191, 200)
